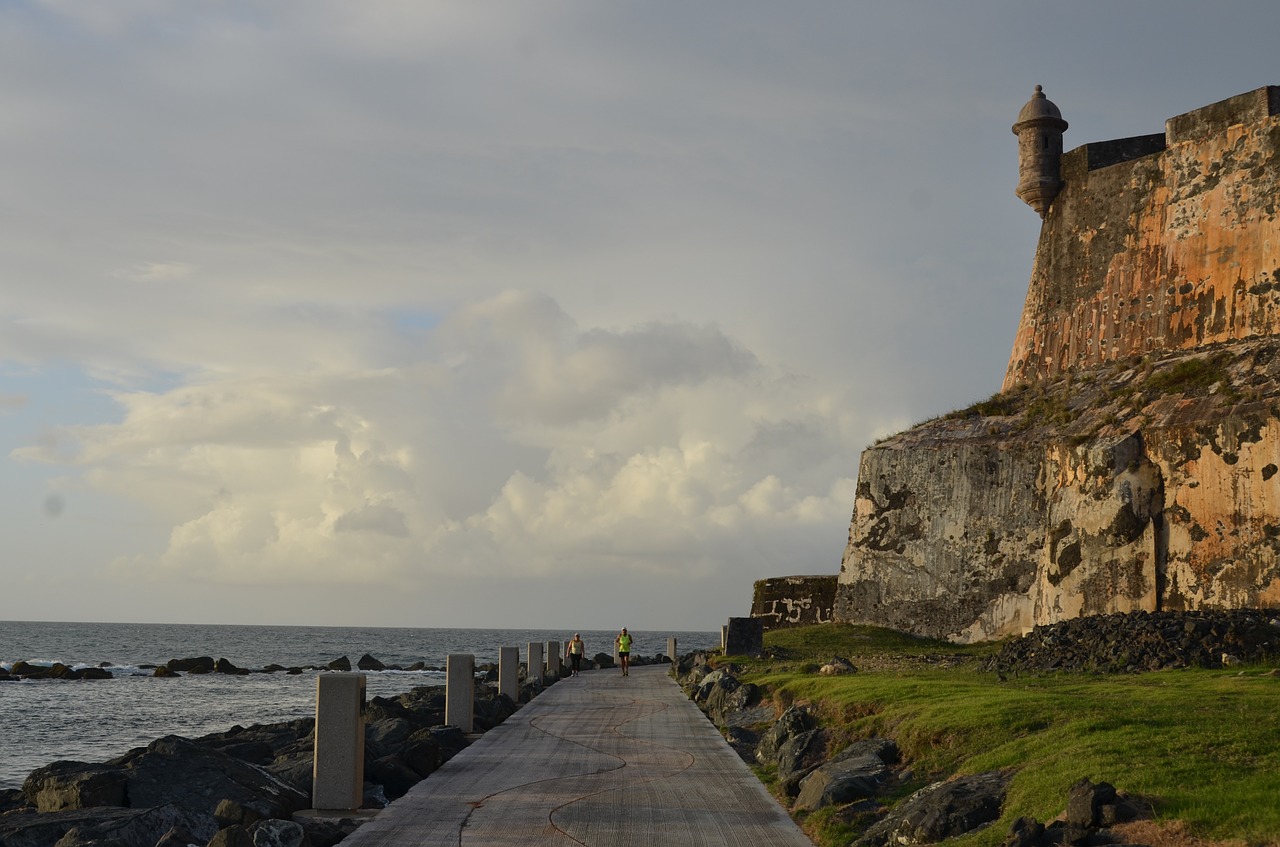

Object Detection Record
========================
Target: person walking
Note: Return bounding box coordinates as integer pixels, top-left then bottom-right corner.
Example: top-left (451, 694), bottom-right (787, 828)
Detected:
top-left (567, 633), bottom-right (585, 676)
top-left (615, 627), bottom-right (633, 676)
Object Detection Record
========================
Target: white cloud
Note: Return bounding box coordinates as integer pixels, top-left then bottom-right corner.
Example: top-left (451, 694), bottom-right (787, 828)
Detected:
top-left (0, 394), bottom-right (27, 412)
top-left (16, 291), bottom-right (858, 600)
top-left (114, 262), bottom-right (196, 284)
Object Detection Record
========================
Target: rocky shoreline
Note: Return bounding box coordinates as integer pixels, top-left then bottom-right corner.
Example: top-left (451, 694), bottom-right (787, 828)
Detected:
top-left (0, 653), bottom-right (439, 682)
top-left (0, 651), bottom-right (670, 847)
top-left (673, 610), bottom-right (1280, 847)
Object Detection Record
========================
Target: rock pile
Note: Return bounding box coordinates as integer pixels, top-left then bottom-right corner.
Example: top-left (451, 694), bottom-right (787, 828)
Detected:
top-left (672, 652), bottom-right (1166, 846)
top-left (0, 654), bottom-right (445, 682)
top-left (987, 609), bottom-right (1280, 675)
top-left (0, 677), bottom-right (539, 847)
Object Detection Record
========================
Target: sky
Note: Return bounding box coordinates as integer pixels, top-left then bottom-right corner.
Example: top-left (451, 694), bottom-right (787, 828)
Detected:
top-left (3, 1), bottom-right (1279, 631)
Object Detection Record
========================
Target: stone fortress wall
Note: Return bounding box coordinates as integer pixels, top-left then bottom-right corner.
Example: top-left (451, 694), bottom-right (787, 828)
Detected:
top-left (750, 575), bottom-right (836, 631)
top-left (832, 86), bottom-right (1280, 642)
top-left (1005, 86), bottom-right (1280, 388)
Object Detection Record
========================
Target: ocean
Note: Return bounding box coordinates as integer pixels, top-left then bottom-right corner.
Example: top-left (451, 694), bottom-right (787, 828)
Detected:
top-left (0, 620), bottom-right (718, 790)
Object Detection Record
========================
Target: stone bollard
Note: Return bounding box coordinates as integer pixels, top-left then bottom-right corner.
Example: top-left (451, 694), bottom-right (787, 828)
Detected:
top-left (528, 642), bottom-right (544, 686)
top-left (446, 654), bottom-right (475, 733)
top-left (498, 646), bottom-right (519, 702)
top-left (312, 674), bottom-right (365, 812)
top-left (547, 640), bottom-right (561, 676)
top-left (721, 624), bottom-right (728, 650)
top-left (667, 637), bottom-right (678, 663)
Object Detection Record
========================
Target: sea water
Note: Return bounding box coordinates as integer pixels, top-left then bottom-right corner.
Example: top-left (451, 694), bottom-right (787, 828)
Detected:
top-left (0, 621), bottom-right (718, 789)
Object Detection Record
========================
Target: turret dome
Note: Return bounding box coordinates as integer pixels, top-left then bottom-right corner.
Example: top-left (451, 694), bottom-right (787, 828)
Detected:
top-left (1014, 84), bottom-right (1067, 129)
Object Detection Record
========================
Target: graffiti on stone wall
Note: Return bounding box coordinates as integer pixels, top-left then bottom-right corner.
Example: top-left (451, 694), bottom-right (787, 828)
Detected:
top-left (751, 575), bottom-right (838, 630)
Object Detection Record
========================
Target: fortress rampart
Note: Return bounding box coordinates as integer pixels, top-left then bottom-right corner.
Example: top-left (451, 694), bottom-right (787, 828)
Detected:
top-left (833, 86), bottom-right (1280, 642)
top-left (1004, 86), bottom-right (1280, 389)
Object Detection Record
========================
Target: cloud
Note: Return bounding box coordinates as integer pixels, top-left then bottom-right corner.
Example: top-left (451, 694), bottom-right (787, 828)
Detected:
top-left (0, 394), bottom-right (27, 412)
top-left (113, 262), bottom-right (196, 284)
top-left (17, 291), bottom-right (858, 594)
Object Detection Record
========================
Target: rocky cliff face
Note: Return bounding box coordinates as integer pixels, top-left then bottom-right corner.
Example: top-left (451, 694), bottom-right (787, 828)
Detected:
top-left (835, 86), bottom-right (1280, 642)
top-left (836, 342), bottom-right (1280, 642)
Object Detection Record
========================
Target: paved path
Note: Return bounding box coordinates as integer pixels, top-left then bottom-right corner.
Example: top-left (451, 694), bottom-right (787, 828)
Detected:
top-left (341, 665), bottom-right (813, 847)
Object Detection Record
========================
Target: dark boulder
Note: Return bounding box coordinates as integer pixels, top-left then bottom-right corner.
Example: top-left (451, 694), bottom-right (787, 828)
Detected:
top-left (1, 786), bottom-right (31, 813)
top-left (74, 668), bottom-right (114, 681)
top-left (214, 658), bottom-right (249, 676)
top-left (698, 671), bottom-right (760, 725)
top-left (398, 733), bottom-right (444, 779)
top-left (0, 803), bottom-right (216, 847)
top-left (1064, 777), bottom-right (1116, 828)
top-left (51, 825), bottom-right (130, 847)
top-left (776, 728), bottom-right (826, 796)
top-left (207, 825), bottom-right (255, 847)
top-left (427, 726), bottom-right (468, 763)
top-left (292, 815), bottom-right (362, 847)
top-left (152, 666), bottom-right (180, 678)
top-left (356, 654), bottom-right (385, 672)
top-left (247, 819), bottom-right (309, 847)
top-left (215, 741), bottom-right (276, 767)
top-left (23, 762), bottom-right (128, 812)
top-left (1001, 816), bottom-right (1044, 847)
top-left (365, 756), bottom-right (421, 801)
top-left (327, 657), bottom-right (352, 672)
top-left (364, 718), bottom-right (419, 760)
top-left (151, 824), bottom-right (200, 847)
top-left (213, 798), bottom-right (266, 829)
top-left (591, 653), bottom-right (614, 669)
top-left (755, 705), bottom-right (815, 767)
top-left (793, 738), bottom-right (898, 812)
top-left (987, 609), bottom-right (1280, 675)
top-left (167, 658), bottom-right (215, 674)
top-left (110, 735), bottom-right (308, 821)
top-left (855, 771), bottom-right (1010, 847)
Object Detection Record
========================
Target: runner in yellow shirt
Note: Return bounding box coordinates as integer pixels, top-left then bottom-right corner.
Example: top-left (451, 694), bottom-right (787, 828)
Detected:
top-left (615, 627), bottom-right (633, 676)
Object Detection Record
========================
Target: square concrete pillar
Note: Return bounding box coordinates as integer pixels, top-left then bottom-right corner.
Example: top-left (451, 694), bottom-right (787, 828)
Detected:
top-left (498, 646), bottom-right (520, 702)
top-left (445, 654), bottom-right (474, 733)
top-left (547, 640), bottom-right (561, 676)
top-left (667, 637), bottom-right (678, 663)
top-left (527, 642), bottom-right (544, 686)
top-left (725, 617), bottom-right (764, 656)
top-left (721, 624), bottom-right (728, 650)
top-left (312, 673), bottom-right (365, 812)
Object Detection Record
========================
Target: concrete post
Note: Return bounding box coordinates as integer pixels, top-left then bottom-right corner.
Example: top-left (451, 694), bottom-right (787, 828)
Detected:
top-left (312, 674), bottom-right (365, 812)
top-left (527, 642), bottom-right (544, 686)
top-left (725, 617), bottom-right (764, 656)
top-left (667, 637), bottom-right (678, 663)
top-left (721, 624), bottom-right (728, 650)
top-left (445, 654), bottom-right (475, 733)
top-left (547, 640), bottom-right (561, 676)
top-left (498, 646), bottom-right (519, 702)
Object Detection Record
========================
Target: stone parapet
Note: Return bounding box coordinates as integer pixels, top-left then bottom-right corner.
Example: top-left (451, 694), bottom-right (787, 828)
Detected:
top-left (750, 575), bottom-right (837, 630)
top-left (1004, 85), bottom-right (1280, 390)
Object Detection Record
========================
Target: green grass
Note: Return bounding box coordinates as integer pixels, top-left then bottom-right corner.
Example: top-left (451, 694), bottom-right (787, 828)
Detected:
top-left (729, 625), bottom-right (1280, 846)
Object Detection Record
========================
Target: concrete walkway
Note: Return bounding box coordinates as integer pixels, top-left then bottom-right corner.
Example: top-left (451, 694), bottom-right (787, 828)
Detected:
top-left (342, 665), bottom-right (813, 847)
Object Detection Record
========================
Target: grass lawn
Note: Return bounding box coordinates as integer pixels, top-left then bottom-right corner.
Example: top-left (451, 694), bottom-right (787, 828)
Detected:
top-left (725, 625), bottom-right (1280, 847)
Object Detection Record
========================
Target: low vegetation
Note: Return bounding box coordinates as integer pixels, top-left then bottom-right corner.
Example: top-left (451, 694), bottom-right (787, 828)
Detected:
top-left (722, 624), bottom-right (1280, 847)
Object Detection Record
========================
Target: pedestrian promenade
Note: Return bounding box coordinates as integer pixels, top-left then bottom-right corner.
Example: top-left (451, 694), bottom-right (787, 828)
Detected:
top-left (342, 664), bottom-right (813, 847)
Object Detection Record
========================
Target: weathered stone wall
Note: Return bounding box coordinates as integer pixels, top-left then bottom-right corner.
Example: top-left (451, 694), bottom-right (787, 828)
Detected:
top-left (835, 342), bottom-right (1280, 642)
top-left (836, 87), bottom-right (1280, 643)
top-left (750, 575), bottom-right (836, 630)
top-left (1004, 86), bottom-right (1280, 390)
